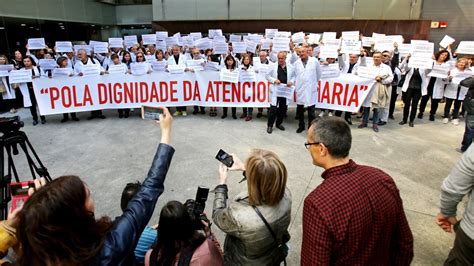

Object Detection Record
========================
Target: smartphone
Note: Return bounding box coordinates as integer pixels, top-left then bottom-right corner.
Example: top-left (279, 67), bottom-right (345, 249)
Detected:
top-left (141, 106), bottom-right (163, 120)
top-left (215, 149), bottom-right (234, 167)
top-left (10, 181), bottom-right (35, 211)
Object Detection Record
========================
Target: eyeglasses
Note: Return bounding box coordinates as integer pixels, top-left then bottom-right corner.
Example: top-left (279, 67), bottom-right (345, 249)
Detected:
top-left (382, 54), bottom-right (390, 57)
top-left (304, 142), bottom-right (321, 149)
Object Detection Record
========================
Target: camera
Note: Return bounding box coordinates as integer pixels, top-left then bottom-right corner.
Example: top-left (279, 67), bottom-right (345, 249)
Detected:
top-left (0, 116), bottom-right (24, 135)
top-left (184, 186), bottom-right (210, 230)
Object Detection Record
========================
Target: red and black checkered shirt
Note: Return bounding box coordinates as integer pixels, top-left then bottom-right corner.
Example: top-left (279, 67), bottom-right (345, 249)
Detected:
top-left (301, 160), bottom-right (413, 265)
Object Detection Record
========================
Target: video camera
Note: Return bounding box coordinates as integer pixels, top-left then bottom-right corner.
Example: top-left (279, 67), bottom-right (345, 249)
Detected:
top-left (0, 116), bottom-right (24, 135)
top-left (184, 186), bottom-right (210, 230)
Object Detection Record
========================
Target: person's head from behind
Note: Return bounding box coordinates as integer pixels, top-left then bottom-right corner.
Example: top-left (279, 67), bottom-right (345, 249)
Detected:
top-left (17, 175), bottom-right (112, 265)
top-left (246, 150), bottom-right (287, 206)
top-left (154, 201), bottom-right (203, 265)
top-left (120, 182), bottom-right (141, 212)
top-left (307, 117), bottom-right (352, 169)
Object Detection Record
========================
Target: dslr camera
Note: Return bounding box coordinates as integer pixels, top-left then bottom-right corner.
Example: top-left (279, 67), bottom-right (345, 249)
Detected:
top-left (0, 116), bottom-right (24, 135)
top-left (184, 186), bottom-right (210, 230)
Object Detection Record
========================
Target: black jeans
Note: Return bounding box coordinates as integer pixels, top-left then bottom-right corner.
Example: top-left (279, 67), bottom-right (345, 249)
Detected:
top-left (176, 106), bottom-right (186, 112)
top-left (193, 106), bottom-right (205, 112)
top-left (389, 85), bottom-right (398, 117)
top-left (402, 88), bottom-right (422, 122)
top-left (222, 107), bottom-right (236, 116)
top-left (296, 104), bottom-right (315, 129)
top-left (118, 109), bottom-right (130, 116)
top-left (430, 99), bottom-right (441, 116)
top-left (444, 98), bottom-right (462, 119)
top-left (419, 77), bottom-right (436, 114)
top-left (267, 97), bottom-right (287, 127)
top-left (444, 224), bottom-right (474, 266)
top-left (334, 110), bottom-right (351, 120)
top-left (242, 107), bottom-right (253, 116)
top-left (28, 86), bottom-right (45, 122)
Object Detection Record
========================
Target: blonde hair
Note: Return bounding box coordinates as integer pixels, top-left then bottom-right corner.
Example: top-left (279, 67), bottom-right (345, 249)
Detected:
top-left (246, 149), bottom-right (287, 206)
top-left (456, 58), bottom-right (470, 70)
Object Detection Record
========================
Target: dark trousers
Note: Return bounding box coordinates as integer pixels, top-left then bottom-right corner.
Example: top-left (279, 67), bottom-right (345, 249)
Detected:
top-left (223, 107), bottom-right (236, 116)
top-left (444, 98), bottom-right (462, 119)
top-left (242, 107), bottom-right (253, 116)
top-left (362, 107), bottom-right (379, 125)
top-left (403, 88), bottom-right (422, 122)
top-left (334, 110), bottom-right (351, 120)
top-left (430, 99), bottom-right (441, 115)
top-left (389, 85), bottom-right (398, 117)
top-left (419, 80), bottom-right (435, 114)
top-left (461, 119), bottom-right (474, 152)
top-left (90, 110), bottom-right (103, 117)
top-left (267, 97), bottom-right (287, 127)
top-left (118, 109), bottom-right (130, 116)
top-left (296, 104), bottom-right (315, 129)
top-left (176, 106), bottom-right (186, 112)
top-left (193, 106), bottom-right (205, 112)
top-left (444, 224), bottom-right (474, 266)
top-left (28, 86), bottom-right (45, 122)
top-left (63, 113), bottom-right (77, 119)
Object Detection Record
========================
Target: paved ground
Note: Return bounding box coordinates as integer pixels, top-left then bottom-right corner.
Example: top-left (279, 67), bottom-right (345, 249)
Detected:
top-left (0, 101), bottom-right (467, 265)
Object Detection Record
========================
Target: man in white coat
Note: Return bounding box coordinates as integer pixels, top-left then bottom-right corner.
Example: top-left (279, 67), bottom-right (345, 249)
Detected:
top-left (265, 51), bottom-right (296, 134)
top-left (294, 47), bottom-right (322, 133)
top-left (167, 45), bottom-right (187, 116)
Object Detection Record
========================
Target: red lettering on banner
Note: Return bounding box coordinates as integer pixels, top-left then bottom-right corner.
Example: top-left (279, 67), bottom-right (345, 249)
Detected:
top-left (347, 86), bottom-right (359, 106)
top-left (83, 85), bottom-right (93, 106)
top-left (114, 83), bottom-right (123, 103)
top-left (257, 82), bottom-right (266, 102)
top-left (222, 82), bottom-right (230, 102)
top-left (98, 83), bottom-right (107, 104)
top-left (140, 82), bottom-right (149, 102)
top-left (332, 82), bottom-right (343, 105)
top-left (72, 86), bottom-right (83, 107)
top-left (213, 81), bottom-right (221, 101)
top-left (108, 83), bottom-right (113, 104)
top-left (206, 81), bottom-right (215, 101)
top-left (317, 81), bottom-right (321, 102)
top-left (343, 84), bottom-right (350, 106)
top-left (150, 82), bottom-right (159, 102)
top-left (242, 82), bottom-right (251, 102)
top-left (61, 87), bottom-right (72, 108)
top-left (160, 82), bottom-right (169, 101)
top-left (321, 82), bottom-right (330, 103)
top-left (123, 82), bottom-right (133, 103)
top-left (183, 81), bottom-right (192, 101)
top-left (49, 87), bottom-right (60, 109)
top-left (134, 82), bottom-right (139, 102)
top-left (232, 83), bottom-right (241, 102)
top-left (170, 81), bottom-right (178, 102)
top-left (193, 81), bottom-right (201, 101)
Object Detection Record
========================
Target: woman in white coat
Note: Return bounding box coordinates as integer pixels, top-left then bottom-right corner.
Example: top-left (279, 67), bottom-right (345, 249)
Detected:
top-left (443, 58), bottom-right (472, 125)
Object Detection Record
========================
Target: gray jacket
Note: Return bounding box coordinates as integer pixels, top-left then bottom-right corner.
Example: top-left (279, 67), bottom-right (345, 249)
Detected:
top-left (440, 145), bottom-right (474, 239)
top-left (212, 185), bottom-right (292, 266)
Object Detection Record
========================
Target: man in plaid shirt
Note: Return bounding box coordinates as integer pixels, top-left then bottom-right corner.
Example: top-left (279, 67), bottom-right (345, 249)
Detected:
top-left (301, 117), bottom-right (413, 265)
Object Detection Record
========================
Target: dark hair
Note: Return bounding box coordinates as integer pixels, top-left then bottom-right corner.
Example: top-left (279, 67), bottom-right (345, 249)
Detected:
top-left (120, 182), bottom-right (141, 211)
top-left (155, 49), bottom-right (164, 59)
top-left (151, 201), bottom-right (206, 265)
top-left (122, 51), bottom-right (132, 64)
top-left (110, 54), bottom-right (119, 61)
top-left (435, 50), bottom-right (450, 62)
top-left (136, 51), bottom-right (146, 62)
top-left (56, 56), bottom-right (68, 66)
top-left (23, 55), bottom-right (37, 66)
top-left (310, 117), bottom-right (352, 158)
top-left (242, 54), bottom-right (252, 67)
top-left (224, 54), bottom-right (236, 70)
top-left (16, 175), bottom-right (112, 265)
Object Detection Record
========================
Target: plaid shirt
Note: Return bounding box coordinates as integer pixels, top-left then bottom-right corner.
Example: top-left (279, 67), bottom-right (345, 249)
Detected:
top-left (301, 160), bottom-right (413, 265)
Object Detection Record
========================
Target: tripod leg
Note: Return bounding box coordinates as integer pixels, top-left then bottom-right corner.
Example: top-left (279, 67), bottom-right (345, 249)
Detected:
top-left (22, 134), bottom-right (52, 182)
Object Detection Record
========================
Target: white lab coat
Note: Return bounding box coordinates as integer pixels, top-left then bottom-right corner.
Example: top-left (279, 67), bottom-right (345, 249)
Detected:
top-left (399, 58), bottom-right (429, 97)
top-left (167, 54), bottom-right (187, 66)
top-left (444, 68), bottom-right (472, 100)
top-left (266, 63), bottom-right (296, 106)
top-left (294, 56), bottom-right (322, 107)
top-left (427, 61), bottom-right (450, 99)
top-left (339, 55), bottom-right (366, 74)
top-left (74, 57), bottom-right (103, 75)
top-left (17, 66), bottom-right (41, 107)
top-left (354, 63), bottom-right (393, 107)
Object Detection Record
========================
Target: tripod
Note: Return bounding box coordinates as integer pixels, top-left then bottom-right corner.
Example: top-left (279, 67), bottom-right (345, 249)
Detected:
top-left (0, 129), bottom-right (52, 220)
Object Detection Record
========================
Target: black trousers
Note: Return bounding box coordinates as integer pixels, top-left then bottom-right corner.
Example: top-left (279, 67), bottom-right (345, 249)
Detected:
top-left (444, 224), bottom-right (474, 266)
top-left (267, 97), bottom-right (287, 127)
top-left (389, 85), bottom-right (398, 117)
top-left (334, 110), bottom-right (351, 120)
top-left (28, 86), bottom-right (45, 121)
top-left (117, 109), bottom-right (130, 116)
top-left (402, 88), bottom-right (422, 122)
top-left (444, 98), bottom-right (462, 119)
top-left (176, 106), bottom-right (186, 112)
top-left (193, 106), bottom-right (205, 112)
top-left (419, 77), bottom-right (436, 114)
top-left (222, 107), bottom-right (236, 116)
top-left (430, 99), bottom-right (441, 115)
top-left (63, 113), bottom-right (77, 119)
top-left (90, 110), bottom-right (103, 117)
top-left (242, 107), bottom-right (253, 116)
top-left (296, 104), bottom-right (315, 129)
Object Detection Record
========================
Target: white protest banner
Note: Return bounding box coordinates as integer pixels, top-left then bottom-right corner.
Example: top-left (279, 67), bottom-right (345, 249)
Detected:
top-left (28, 38), bottom-right (46, 50)
top-left (372, 33), bottom-right (385, 39)
top-left (0, 65), bottom-right (14, 77)
top-left (291, 32), bottom-right (305, 44)
top-left (167, 65), bottom-right (186, 75)
top-left (428, 64), bottom-right (450, 79)
top-left (261, 39), bottom-right (272, 50)
top-left (398, 43), bottom-right (412, 57)
top-left (257, 64), bottom-right (271, 75)
top-left (320, 64), bottom-right (341, 78)
top-left (9, 70), bottom-right (32, 83)
top-left (190, 32), bottom-right (202, 40)
top-left (152, 61), bottom-right (167, 72)
top-left (322, 32), bottom-right (337, 41)
top-left (39, 59), bottom-right (58, 70)
top-left (142, 34), bottom-right (156, 45)
top-left (107, 64), bottom-right (128, 75)
top-left (204, 61), bottom-right (220, 71)
top-left (195, 38), bottom-right (212, 50)
top-left (130, 63), bottom-right (149, 76)
top-left (307, 34), bottom-right (321, 45)
top-left (208, 29), bottom-right (223, 39)
top-left (456, 41), bottom-right (474, 55)
top-left (55, 41), bottom-right (73, 53)
top-left (248, 34), bottom-right (263, 44)
top-left (341, 40), bottom-right (361, 55)
top-left (220, 69), bottom-right (239, 83)
top-left (356, 66), bottom-right (378, 79)
top-left (52, 68), bottom-right (72, 78)
top-left (239, 69), bottom-right (256, 82)
top-left (452, 71), bottom-right (472, 85)
top-left (319, 46), bottom-right (338, 59)
top-left (108, 38), bottom-right (123, 48)
top-left (93, 42), bottom-right (109, 54)
top-left (124, 35), bottom-right (138, 47)
top-left (0, 71), bottom-right (9, 77)
top-left (156, 40), bottom-right (167, 52)
top-left (246, 41), bottom-right (258, 53)
top-left (82, 64), bottom-right (101, 77)
top-left (361, 37), bottom-right (374, 47)
top-left (274, 31), bottom-right (291, 38)
top-left (229, 35), bottom-right (242, 43)
top-left (342, 31), bottom-right (359, 41)
top-left (389, 35), bottom-right (404, 45)
top-left (275, 84), bottom-right (295, 100)
top-left (265, 29), bottom-right (278, 39)
top-left (409, 42), bottom-right (434, 69)
top-left (365, 57), bottom-right (374, 66)
top-left (411, 40), bottom-right (429, 44)
top-left (324, 39), bottom-right (341, 48)
top-left (166, 37), bottom-right (180, 48)
top-left (145, 55), bottom-right (156, 62)
top-left (374, 36), bottom-right (395, 52)
top-left (181, 36), bottom-right (194, 47)
top-left (213, 36), bottom-right (226, 43)
top-left (74, 45), bottom-right (91, 55)
top-left (186, 60), bottom-right (204, 71)
top-left (173, 32), bottom-right (181, 38)
top-left (213, 41), bottom-right (228, 55)
top-left (272, 37), bottom-right (290, 52)
top-left (155, 31), bottom-right (168, 41)
top-left (439, 35), bottom-right (455, 48)
top-left (233, 42), bottom-right (247, 54)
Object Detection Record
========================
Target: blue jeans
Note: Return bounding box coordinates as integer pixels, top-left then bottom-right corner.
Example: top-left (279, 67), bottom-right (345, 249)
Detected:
top-left (362, 107), bottom-right (379, 125)
top-left (461, 121), bottom-right (474, 152)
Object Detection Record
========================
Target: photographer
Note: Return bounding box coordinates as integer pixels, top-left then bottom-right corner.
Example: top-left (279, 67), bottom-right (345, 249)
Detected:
top-left (15, 107), bottom-right (175, 265)
top-left (212, 150), bottom-right (292, 265)
top-left (144, 201), bottom-right (223, 266)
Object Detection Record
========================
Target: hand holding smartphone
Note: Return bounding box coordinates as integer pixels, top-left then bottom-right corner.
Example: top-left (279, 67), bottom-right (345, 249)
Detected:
top-left (215, 149), bottom-right (234, 167)
top-left (141, 105), bottom-right (163, 120)
top-left (10, 181), bottom-right (35, 211)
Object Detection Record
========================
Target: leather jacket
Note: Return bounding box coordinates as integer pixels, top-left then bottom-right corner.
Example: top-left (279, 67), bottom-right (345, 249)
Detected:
top-left (90, 143), bottom-right (174, 265)
top-left (212, 184), bottom-right (292, 266)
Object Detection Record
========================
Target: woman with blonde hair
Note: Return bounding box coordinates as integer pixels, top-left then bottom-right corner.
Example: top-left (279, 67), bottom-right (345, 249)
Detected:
top-left (212, 149), bottom-right (292, 265)
top-left (444, 57), bottom-right (472, 125)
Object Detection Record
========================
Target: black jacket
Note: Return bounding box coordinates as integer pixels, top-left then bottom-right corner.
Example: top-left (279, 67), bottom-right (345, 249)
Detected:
top-left (90, 143), bottom-right (174, 265)
top-left (461, 77), bottom-right (474, 128)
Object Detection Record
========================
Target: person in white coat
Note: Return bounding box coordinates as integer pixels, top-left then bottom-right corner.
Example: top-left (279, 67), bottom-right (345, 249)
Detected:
top-left (265, 51), bottom-right (296, 134)
top-left (167, 45), bottom-right (187, 116)
top-left (444, 58), bottom-right (472, 125)
top-left (294, 47), bottom-right (322, 133)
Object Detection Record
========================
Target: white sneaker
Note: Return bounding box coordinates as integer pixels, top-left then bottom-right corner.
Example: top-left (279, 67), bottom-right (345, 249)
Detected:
top-left (443, 118), bottom-right (449, 124)
top-left (328, 112), bottom-right (333, 117)
top-left (319, 112), bottom-right (324, 117)
top-left (452, 118), bottom-right (459, 125)
top-left (182, 111), bottom-right (187, 116)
